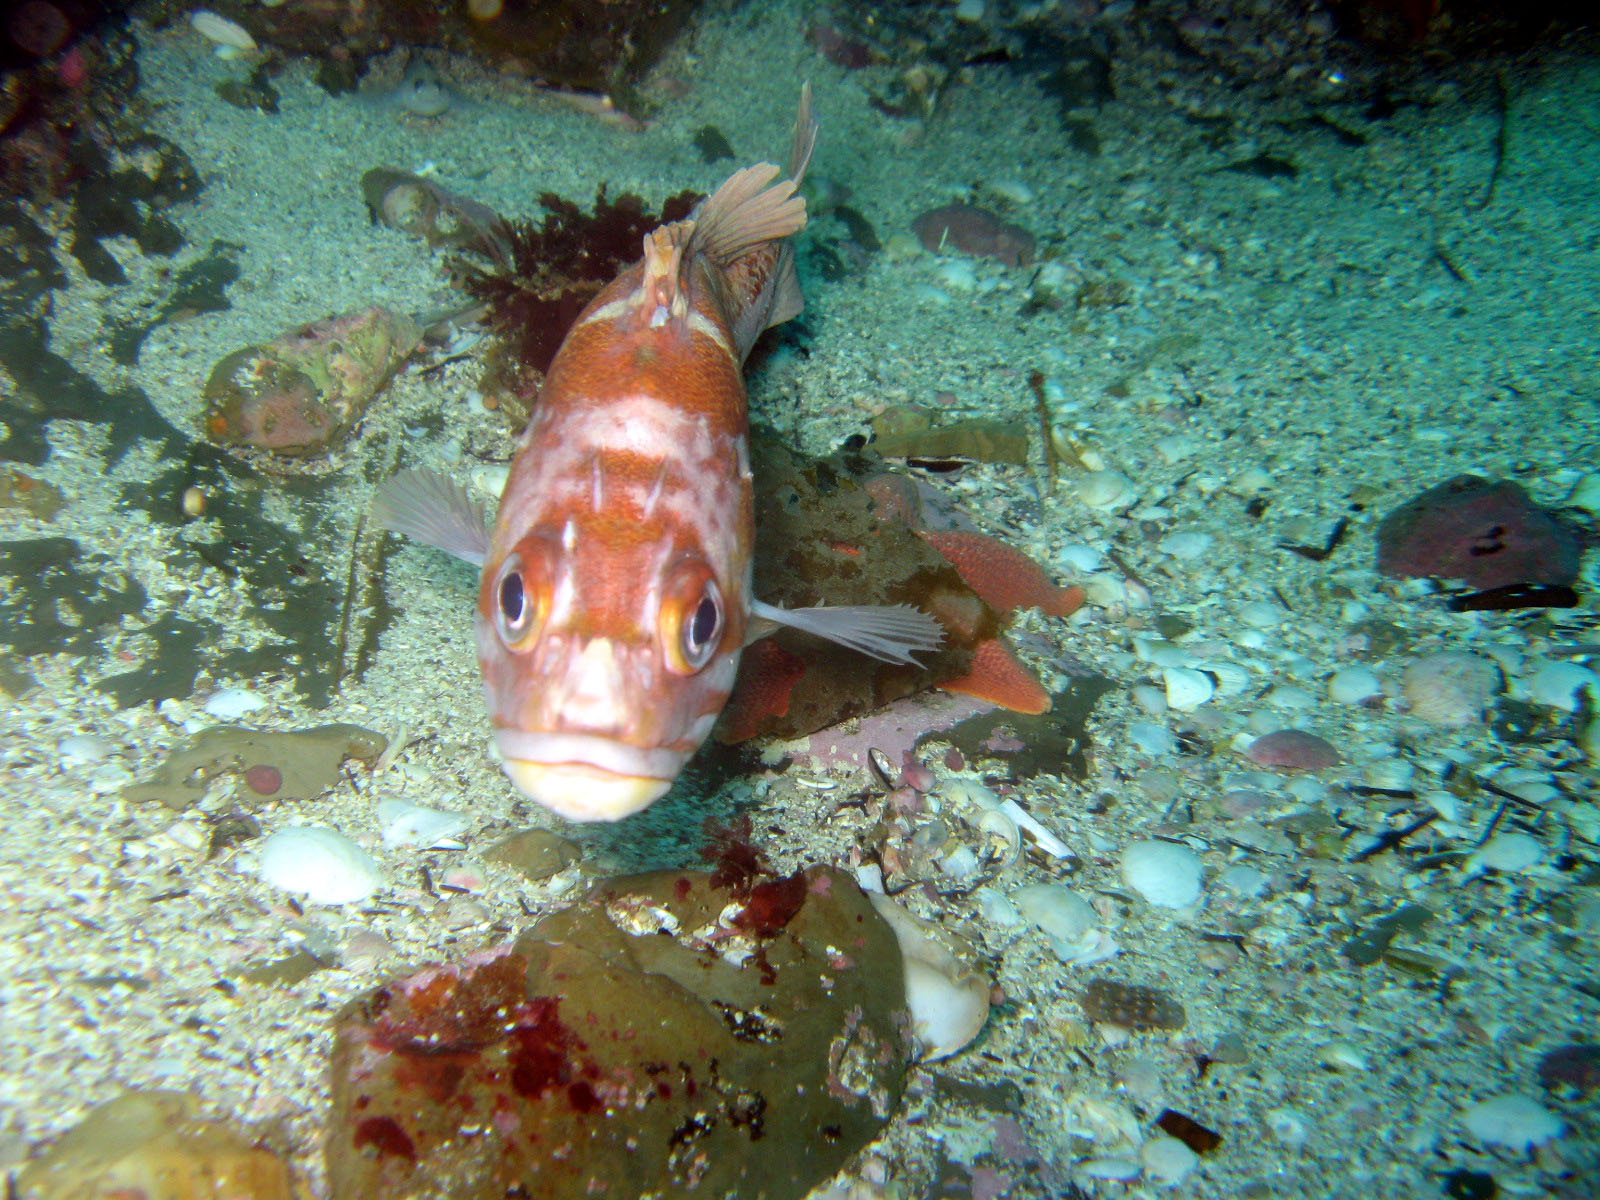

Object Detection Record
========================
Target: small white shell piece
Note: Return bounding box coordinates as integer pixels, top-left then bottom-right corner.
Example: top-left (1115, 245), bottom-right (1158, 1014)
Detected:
top-left (1163, 666), bottom-right (1214, 712)
top-left (189, 10), bottom-right (258, 53)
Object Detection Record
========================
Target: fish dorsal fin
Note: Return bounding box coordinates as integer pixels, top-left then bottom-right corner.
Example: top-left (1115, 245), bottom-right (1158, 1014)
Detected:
top-left (640, 221), bottom-right (694, 327)
top-left (691, 162), bottom-right (805, 267)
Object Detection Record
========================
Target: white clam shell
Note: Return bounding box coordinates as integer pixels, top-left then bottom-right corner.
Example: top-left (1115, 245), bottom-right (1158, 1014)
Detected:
top-left (1163, 666), bottom-right (1214, 711)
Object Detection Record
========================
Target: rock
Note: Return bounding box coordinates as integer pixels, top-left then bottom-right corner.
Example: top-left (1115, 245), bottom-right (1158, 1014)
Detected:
top-left (1376, 475), bottom-right (1582, 590)
top-left (14, 1089), bottom-right (294, 1200)
top-left (326, 866), bottom-right (910, 1199)
top-left (203, 306), bottom-right (420, 458)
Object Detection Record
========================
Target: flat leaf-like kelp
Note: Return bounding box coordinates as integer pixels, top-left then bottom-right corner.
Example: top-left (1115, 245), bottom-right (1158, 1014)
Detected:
top-left (123, 723), bottom-right (389, 812)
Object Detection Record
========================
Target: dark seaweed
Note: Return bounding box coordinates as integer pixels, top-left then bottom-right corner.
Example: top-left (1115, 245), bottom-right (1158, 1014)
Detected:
top-left (451, 186), bottom-right (700, 398)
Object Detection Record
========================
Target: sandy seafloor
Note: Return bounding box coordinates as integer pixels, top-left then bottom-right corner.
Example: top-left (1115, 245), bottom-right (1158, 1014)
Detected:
top-left (3, 2), bottom-right (1599, 1197)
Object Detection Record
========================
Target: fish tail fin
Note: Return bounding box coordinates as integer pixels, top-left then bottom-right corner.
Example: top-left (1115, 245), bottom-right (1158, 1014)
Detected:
top-left (787, 81), bottom-right (819, 187)
top-left (692, 85), bottom-right (819, 267)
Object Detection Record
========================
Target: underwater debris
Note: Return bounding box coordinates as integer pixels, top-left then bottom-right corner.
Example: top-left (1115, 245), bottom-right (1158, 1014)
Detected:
top-left (203, 305), bottom-right (421, 459)
top-left (1377, 475), bottom-right (1584, 590)
top-left (361, 167), bottom-right (503, 251)
top-left (869, 406), bottom-right (1031, 466)
top-left (0, 466), bottom-right (64, 518)
top-left (326, 866), bottom-right (909, 1200)
top-left (13, 1089), bottom-right (296, 1200)
top-left (123, 723), bottom-right (388, 812)
top-left (449, 186), bottom-right (699, 422)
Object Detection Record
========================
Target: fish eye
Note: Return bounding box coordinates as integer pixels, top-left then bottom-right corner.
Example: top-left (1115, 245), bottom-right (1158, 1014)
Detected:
top-left (498, 570), bottom-right (526, 628)
top-left (682, 585), bottom-right (723, 667)
top-left (661, 562), bottom-right (724, 675)
top-left (491, 552), bottom-right (547, 651)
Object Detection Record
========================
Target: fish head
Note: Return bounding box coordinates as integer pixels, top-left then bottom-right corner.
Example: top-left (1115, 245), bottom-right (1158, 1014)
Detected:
top-left (476, 513), bottom-right (747, 822)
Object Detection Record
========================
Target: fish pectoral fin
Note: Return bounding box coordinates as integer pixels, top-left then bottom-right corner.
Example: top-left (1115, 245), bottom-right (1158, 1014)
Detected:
top-left (748, 599), bottom-right (945, 666)
top-left (371, 467), bottom-right (490, 567)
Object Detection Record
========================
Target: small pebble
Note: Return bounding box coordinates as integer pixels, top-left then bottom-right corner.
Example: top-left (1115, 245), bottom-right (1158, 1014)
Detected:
top-left (1014, 883), bottom-right (1098, 944)
top-left (1461, 1094), bottom-right (1564, 1151)
top-left (1238, 600), bottom-right (1283, 628)
top-left (1079, 1158), bottom-right (1141, 1182)
top-left (1139, 1135), bottom-right (1198, 1186)
top-left (1128, 722), bottom-right (1178, 755)
top-left (1058, 543), bottom-right (1105, 573)
top-left (1121, 839), bottom-right (1203, 908)
top-left (1247, 729), bottom-right (1340, 770)
top-left (1079, 470), bottom-right (1133, 510)
top-left (1158, 531), bottom-right (1212, 561)
top-left (58, 734), bottom-right (115, 765)
top-left (258, 826), bottom-right (381, 905)
top-left (377, 799), bottom-right (468, 848)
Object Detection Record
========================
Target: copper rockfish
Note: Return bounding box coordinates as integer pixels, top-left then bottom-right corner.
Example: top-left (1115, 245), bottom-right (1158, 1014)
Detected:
top-left (375, 87), bottom-right (942, 821)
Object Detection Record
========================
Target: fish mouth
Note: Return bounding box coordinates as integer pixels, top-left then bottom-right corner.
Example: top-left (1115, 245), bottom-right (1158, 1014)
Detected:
top-left (492, 731), bottom-right (685, 822)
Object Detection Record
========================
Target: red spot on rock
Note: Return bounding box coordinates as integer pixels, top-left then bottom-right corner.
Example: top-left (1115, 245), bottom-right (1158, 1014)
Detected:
top-left (354, 1115), bottom-right (415, 1161)
top-left (1376, 475), bottom-right (1583, 590)
top-left (243, 763), bottom-right (283, 795)
top-left (508, 997), bottom-right (582, 1100)
top-left (1247, 729), bottom-right (1340, 770)
top-left (912, 203), bottom-right (1036, 268)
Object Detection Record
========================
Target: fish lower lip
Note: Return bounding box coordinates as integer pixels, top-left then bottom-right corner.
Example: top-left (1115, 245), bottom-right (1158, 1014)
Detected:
top-left (499, 760), bottom-right (673, 822)
top-left (492, 731), bottom-right (686, 821)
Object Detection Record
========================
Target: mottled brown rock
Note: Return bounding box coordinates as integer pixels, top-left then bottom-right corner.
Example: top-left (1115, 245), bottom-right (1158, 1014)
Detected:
top-left (203, 306), bottom-right (420, 458)
top-left (326, 866), bottom-right (910, 1200)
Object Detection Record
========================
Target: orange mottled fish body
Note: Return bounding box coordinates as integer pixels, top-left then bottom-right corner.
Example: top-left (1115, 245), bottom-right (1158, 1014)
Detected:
top-left (475, 92), bottom-right (819, 820)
